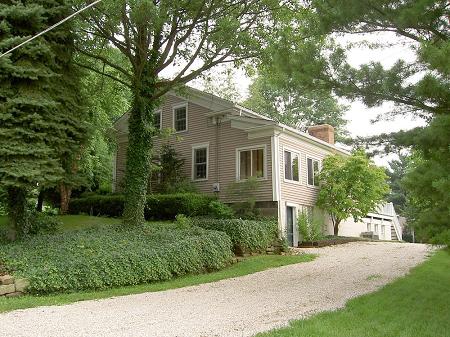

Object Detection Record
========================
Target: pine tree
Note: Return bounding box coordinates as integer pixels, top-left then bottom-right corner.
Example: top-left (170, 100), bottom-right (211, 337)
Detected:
top-left (0, 0), bottom-right (86, 238)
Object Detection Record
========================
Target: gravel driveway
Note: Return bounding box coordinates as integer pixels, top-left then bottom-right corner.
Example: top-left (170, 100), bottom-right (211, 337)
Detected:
top-left (1, 242), bottom-right (432, 337)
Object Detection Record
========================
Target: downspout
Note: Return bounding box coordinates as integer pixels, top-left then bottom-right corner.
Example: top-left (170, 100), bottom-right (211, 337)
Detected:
top-left (215, 116), bottom-right (222, 197)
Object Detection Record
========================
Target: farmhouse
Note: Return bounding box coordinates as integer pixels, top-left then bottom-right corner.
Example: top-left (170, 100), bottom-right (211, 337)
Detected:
top-left (113, 87), bottom-right (402, 246)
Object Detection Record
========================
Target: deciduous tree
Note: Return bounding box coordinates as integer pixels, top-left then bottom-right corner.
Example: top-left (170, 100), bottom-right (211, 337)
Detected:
top-left (316, 150), bottom-right (389, 236)
top-left (77, 0), bottom-right (295, 226)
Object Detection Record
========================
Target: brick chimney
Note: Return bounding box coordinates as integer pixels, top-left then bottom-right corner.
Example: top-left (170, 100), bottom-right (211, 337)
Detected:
top-left (307, 124), bottom-right (335, 145)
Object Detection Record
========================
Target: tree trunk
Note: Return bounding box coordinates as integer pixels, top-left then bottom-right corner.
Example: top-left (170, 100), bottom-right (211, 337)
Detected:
top-left (59, 183), bottom-right (72, 215)
top-left (122, 74), bottom-right (157, 226)
top-left (333, 218), bottom-right (341, 236)
top-left (6, 187), bottom-right (28, 240)
top-left (36, 189), bottom-right (44, 212)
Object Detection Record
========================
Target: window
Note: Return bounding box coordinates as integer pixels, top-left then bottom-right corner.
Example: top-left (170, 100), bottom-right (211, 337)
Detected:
top-left (237, 147), bottom-right (265, 180)
top-left (284, 150), bottom-right (300, 182)
top-left (367, 223), bottom-right (371, 232)
top-left (154, 110), bottom-right (161, 130)
top-left (307, 158), bottom-right (320, 186)
top-left (192, 144), bottom-right (208, 180)
top-left (173, 105), bottom-right (187, 132)
top-left (374, 224), bottom-right (379, 233)
top-left (381, 225), bottom-right (385, 236)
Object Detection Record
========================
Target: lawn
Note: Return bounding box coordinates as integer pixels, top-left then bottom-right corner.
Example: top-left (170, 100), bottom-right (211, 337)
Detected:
top-left (0, 214), bottom-right (121, 232)
top-left (257, 249), bottom-right (450, 337)
top-left (0, 254), bottom-right (315, 313)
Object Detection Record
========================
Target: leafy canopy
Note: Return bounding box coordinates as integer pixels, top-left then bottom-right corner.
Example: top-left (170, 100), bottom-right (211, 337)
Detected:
top-left (316, 150), bottom-right (389, 234)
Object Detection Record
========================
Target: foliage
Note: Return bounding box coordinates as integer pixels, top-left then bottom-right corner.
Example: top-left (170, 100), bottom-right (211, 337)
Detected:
top-left (244, 72), bottom-right (348, 140)
top-left (386, 154), bottom-right (410, 216)
top-left (0, 0), bottom-right (88, 235)
top-left (200, 66), bottom-right (243, 102)
top-left (0, 254), bottom-right (316, 313)
top-left (191, 218), bottom-right (278, 254)
top-left (306, 0), bottom-right (450, 244)
top-left (316, 150), bottom-right (390, 236)
top-left (256, 250), bottom-right (450, 337)
top-left (0, 225), bottom-right (233, 294)
top-left (226, 177), bottom-right (261, 219)
top-left (297, 210), bottom-right (325, 242)
top-left (68, 193), bottom-right (215, 220)
top-left (208, 200), bottom-right (235, 219)
top-left (150, 144), bottom-right (194, 193)
top-left (75, 0), bottom-right (297, 226)
top-left (24, 212), bottom-right (62, 236)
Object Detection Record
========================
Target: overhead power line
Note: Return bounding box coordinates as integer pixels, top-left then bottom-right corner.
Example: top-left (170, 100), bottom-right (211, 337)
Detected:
top-left (0, 0), bottom-right (102, 59)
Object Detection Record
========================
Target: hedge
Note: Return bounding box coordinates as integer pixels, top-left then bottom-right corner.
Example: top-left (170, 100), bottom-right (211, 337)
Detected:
top-left (68, 193), bottom-right (215, 220)
top-left (191, 218), bottom-right (278, 254)
top-left (0, 225), bottom-right (233, 294)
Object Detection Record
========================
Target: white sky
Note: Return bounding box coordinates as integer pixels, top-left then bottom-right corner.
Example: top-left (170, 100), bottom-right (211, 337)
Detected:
top-left (190, 32), bottom-right (425, 167)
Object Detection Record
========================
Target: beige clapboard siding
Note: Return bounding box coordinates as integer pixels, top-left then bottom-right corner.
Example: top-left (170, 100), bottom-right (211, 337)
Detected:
top-left (278, 134), bottom-right (335, 206)
top-left (114, 94), bottom-right (273, 202)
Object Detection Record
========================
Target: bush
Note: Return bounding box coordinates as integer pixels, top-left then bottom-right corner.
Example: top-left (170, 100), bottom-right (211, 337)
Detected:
top-left (68, 193), bottom-right (215, 220)
top-left (26, 211), bottom-right (62, 235)
top-left (298, 210), bottom-right (325, 242)
top-left (0, 225), bottom-right (233, 294)
top-left (191, 218), bottom-right (278, 254)
top-left (208, 200), bottom-right (235, 219)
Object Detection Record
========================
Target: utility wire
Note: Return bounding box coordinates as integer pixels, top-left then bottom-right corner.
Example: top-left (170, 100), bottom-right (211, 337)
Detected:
top-left (0, 0), bottom-right (102, 59)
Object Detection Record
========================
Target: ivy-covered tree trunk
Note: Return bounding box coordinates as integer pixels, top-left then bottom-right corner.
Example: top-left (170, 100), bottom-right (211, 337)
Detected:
top-left (122, 71), bottom-right (157, 226)
top-left (6, 187), bottom-right (28, 240)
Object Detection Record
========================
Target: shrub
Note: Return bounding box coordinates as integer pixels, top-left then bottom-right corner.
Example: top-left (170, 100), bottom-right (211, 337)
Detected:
top-left (68, 193), bottom-right (215, 220)
top-left (0, 225), bottom-right (233, 294)
top-left (208, 200), bottom-right (235, 219)
top-left (145, 193), bottom-right (214, 220)
top-left (26, 211), bottom-right (61, 235)
top-left (191, 218), bottom-right (278, 254)
top-left (298, 210), bottom-right (325, 242)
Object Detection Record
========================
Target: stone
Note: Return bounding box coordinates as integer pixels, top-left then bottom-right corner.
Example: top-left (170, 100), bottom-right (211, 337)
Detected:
top-left (0, 284), bottom-right (15, 296)
top-left (14, 278), bottom-right (30, 293)
top-left (5, 291), bottom-right (23, 298)
top-left (0, 275), bottom-right (14, 285)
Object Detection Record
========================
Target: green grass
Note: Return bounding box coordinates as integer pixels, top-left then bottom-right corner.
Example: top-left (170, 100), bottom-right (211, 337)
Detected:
top-left (0, 214), bottom-right (121, 232)
top-left (0, 254), bottom-right (315, 313)
top-left (257, 250), bottom-right (450, 337)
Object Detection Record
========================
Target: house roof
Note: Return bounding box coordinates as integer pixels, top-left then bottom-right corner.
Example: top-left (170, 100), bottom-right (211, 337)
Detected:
top-left (113, 85), bottom-right (350, 155)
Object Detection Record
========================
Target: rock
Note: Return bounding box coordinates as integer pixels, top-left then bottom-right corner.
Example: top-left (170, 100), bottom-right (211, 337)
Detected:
top-left (0, 284), bottom-right (15, 296)
top-left (5, 292), bottom-right (23, 298)
top-left (0, 275), bottom-right (14, 285)
top-left (15, 279), bottom-right (30, 293)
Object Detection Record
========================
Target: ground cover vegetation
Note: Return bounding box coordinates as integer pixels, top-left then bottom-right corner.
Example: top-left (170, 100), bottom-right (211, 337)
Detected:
top-left (0, 253), bottom-right (315, 313)
top-left (0, 223), bottom-right (234, 294)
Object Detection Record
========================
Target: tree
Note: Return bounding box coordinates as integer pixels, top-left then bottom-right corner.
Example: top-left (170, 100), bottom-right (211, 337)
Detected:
top-left (0, 0), bottom-right (86, 238)
top-left (77, 0), bottom-right (295, 226)
top-left (244, 73), bottom-right (348, 140)
top-left (386, 154), bottom-right (409, 216)
top-left (306, 0), bottom-right (449, 244)
top-left (316, 150), bottom-right (389, 236)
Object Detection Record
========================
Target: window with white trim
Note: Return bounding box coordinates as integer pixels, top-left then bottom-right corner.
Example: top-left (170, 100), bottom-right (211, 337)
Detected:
top-left (381, 225), bottom-right (385, 236)
top-left (154, 110), bottom-right (161, 130)
top-left (192, 145), bottom-right (208, 180)
top-left (284, 150), bottom-right (300, 182)
top-left (238, 147), bottom-right (265, 180)
top-left (367, 223), bottom-right (371, 232)
top-left (173, 105), bottom-right (187, 132)
top-left (307, 158), bottom-right (320, 186)
top-left (374, 224), bottom-right (379, 233)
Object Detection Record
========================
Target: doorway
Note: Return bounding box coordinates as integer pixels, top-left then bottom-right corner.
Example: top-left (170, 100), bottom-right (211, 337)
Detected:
top-left (286, 206), bottom-right (295, 246)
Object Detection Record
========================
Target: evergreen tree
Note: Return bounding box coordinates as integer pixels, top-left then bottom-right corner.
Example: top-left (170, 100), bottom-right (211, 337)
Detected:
top-left (0, 0), bottom-right (86, 238)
